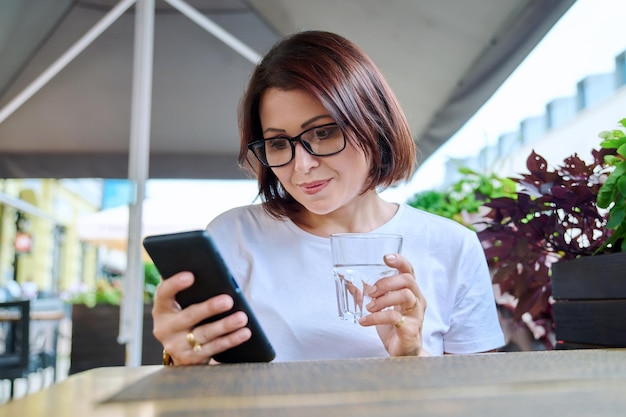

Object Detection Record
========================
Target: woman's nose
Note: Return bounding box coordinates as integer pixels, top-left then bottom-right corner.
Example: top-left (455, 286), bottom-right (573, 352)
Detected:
top-left (292, 142), bottom-right (319, 173)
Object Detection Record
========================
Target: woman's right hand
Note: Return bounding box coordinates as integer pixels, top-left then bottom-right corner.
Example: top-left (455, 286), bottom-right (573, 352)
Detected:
top-left (151, 271), bottom-right (252, 365)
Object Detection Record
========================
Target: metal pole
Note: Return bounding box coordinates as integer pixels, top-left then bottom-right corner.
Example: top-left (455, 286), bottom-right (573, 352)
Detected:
top-left (163, 0), bottom-right (261, 64)
top-left (120, 0), bottom-right (154, 367)
top-left (0, 192), bottom-right (57, 222)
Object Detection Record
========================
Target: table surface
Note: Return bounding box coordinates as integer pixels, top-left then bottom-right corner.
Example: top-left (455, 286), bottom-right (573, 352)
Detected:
top-left (2, 349), bottom-right (626, 417)
top-left (0, 310), bottom-right (65, 321)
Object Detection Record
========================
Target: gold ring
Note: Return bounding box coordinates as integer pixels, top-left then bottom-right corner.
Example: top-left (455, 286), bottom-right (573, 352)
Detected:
top-left (186, 331), bottom-right (202, 352)
top-left (394, 315), bottom-right (405, 328)
top-left (404, 295), bottom-right (418, 313)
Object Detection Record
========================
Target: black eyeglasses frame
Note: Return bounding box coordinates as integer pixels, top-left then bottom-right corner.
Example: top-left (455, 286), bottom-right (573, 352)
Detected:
top-left (247, 122), bottom-right (346, 168)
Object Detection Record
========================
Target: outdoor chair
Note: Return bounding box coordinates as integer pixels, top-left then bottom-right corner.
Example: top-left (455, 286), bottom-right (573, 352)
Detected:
top-left (0, 299), bottom-right (33, 399)
top-left (29, 298), bottom-right (66, 384)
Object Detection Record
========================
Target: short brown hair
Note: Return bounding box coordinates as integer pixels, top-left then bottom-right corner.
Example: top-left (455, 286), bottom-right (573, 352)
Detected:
top-left (238, 30), bottom-right (417, 218)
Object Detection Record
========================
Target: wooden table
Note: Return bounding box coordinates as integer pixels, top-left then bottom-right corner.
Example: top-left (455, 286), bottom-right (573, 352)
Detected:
top-left (0, 310), bottom-right (65, 321)
top-left (2, 349), bottom-right (626, 416)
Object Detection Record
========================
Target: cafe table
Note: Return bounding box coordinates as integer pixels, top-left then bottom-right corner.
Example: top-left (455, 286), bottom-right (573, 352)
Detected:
top-left (0, 309), bottom-right (65, 321)
top-left (1, 348), bottom-right (625, 417)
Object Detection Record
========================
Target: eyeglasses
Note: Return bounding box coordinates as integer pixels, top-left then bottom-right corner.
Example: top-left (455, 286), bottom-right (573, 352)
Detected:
top-left (248, 123), bottom-right (346, 168)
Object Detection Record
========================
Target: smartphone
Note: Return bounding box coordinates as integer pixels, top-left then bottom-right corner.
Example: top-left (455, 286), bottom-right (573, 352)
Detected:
top-left (142, 230), bottom-right (275, 363)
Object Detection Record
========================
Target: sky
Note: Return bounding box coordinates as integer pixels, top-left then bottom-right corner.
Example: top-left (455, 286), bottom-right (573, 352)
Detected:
top-left (148, 0), bottom-right (626, 208)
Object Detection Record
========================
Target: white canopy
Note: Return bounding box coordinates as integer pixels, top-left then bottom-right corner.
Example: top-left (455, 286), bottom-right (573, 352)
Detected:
top-left (0, 0), bottom-right (576, 179)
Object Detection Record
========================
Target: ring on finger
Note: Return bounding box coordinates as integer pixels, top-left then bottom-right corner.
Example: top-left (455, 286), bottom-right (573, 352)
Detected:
top-left (394, 315), bottom-right (405, 329)
top-left (186, 331), bottom-right (202, 352)
top-left (404, 295), bottom-right (418, 313)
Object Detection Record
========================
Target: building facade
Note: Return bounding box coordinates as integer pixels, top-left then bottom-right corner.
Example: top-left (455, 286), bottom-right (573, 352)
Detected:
top-left (0, 179), bottom-right (101, 298)
top-left (444, 50), bottom-right (626, 186)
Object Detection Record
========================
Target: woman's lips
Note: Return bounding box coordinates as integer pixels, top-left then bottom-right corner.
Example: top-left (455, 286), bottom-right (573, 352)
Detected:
top-left (299, 179), bottom-right (330, 195)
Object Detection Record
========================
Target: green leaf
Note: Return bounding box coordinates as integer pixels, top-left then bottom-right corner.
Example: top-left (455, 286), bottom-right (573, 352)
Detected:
top-left (618, 174), bottom-right (626, 196)
top-left (600, 127), bottom-right (626, 149)
top-left (618, 143), bottom-right (626, 158)
top-left (599, 130), bottom-right (611, 141)
top-left (458, 167), bottom-right (477, 175)
top-left (606, 204), bottom-right (625, 229)
top-left (604, 155), bottom-right (622, 165)
top-left (597, 181), bottom-right (616, 208)
top-left (613, 161), bottom-right (626, 177)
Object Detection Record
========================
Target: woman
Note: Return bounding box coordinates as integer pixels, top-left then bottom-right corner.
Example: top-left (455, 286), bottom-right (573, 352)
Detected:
top-left (152, 30), bottom-right (504, 365)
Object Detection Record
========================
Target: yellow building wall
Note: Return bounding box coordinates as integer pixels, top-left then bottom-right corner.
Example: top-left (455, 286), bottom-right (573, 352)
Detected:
top-left (0, 179), bottom-right (100, 296)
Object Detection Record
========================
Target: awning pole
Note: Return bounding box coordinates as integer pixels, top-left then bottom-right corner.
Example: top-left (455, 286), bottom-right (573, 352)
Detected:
top-left (120, 0), bottom-right (154, 367)
top-left (0, 192), bottom-right (58, 222)
top-left (163, 0), bottom-right (261, 64)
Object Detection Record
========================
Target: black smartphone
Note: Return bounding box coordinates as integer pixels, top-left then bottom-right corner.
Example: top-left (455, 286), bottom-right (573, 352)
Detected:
top-left (142, 230), bottom-right (275, 363)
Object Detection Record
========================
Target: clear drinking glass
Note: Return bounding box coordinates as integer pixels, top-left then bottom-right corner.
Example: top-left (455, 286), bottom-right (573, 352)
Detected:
top-left (330, 233), bottom-right (403, 323)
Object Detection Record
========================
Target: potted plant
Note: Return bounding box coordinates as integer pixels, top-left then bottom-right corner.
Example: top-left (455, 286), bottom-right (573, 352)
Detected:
top-left (476, 118), bottom-right (626, 349)
top-left (550, 118), bottom-right (626, 348)
top-left (65, 262), bottom-right (163, 374)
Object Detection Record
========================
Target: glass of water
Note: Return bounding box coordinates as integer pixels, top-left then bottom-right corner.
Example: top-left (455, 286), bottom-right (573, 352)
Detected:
top-left (330, 233), bottom-right (403, 323)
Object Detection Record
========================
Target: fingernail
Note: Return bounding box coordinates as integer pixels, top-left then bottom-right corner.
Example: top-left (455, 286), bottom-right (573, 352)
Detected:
top-left (385, 254), bottom-right (397, 262)
top-left (367, 285), bottom-right (377, 296)
top-left (179, 272), bottom-right (193, 283)
top-left (223, 295), bottom-right (235, 309)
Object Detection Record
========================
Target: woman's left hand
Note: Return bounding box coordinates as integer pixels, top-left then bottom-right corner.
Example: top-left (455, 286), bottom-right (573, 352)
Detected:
top-left (358, 253), bottom-right (428, 357)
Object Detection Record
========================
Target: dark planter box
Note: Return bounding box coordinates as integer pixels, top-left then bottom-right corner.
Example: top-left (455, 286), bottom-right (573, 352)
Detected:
top-left (69, 304), bottom-right (162, 374)
top-left (552, 251), bottom-right (626, 349)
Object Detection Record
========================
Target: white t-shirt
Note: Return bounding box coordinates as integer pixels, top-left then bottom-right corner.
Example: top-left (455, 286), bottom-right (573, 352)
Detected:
top-left (206, 203), bottom-right (504, 361)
